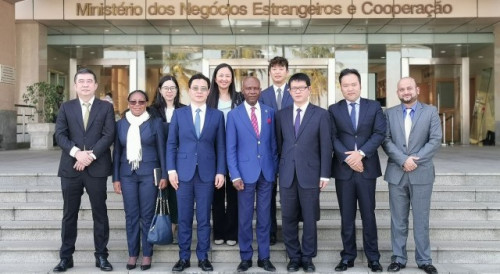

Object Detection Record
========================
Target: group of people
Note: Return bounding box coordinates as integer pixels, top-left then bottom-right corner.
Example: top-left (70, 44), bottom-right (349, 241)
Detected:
top-left (52, 55), bottom-right (441, 274)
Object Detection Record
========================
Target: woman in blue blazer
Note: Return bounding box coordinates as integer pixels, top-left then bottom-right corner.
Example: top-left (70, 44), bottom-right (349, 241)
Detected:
top-left (112, 90), bottom-right (167, 270)
top-left (151, 75), bottom-right (185, 242)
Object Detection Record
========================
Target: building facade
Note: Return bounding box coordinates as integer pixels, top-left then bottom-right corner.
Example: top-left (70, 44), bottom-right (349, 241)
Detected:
top-left (0, 0), bottom-right (499, 148)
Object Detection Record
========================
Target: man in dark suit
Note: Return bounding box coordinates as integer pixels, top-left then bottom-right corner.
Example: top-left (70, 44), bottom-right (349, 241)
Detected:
top-left (167, 73), bottom-right (226, 272)
top-left (330, 68), bottom-right (386, 272)
top-left (276, 72), bottom-right (332, 273)
top-left (382, 77), bottom-right (441, 274)
top-left (227, 76), bottom-right (278, 272)
top-left (258, 56), bottom-right (293, 245)
top-left (53, 68), bottom-right (115, 272)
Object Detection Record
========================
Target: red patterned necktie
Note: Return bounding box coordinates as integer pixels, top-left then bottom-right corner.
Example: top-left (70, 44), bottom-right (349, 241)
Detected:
top-left (251, 106), bottom-right (260, 138)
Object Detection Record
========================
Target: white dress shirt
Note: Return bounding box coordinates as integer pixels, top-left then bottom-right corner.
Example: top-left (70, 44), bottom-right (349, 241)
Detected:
top-left (244, 101), bottom-right (261, 133)
top-left (191, 104), bottom-right (207, 133)
top-left (165, 107), bottom-right (174, 123)
top-left (274, 84), bottom-right (287, 102)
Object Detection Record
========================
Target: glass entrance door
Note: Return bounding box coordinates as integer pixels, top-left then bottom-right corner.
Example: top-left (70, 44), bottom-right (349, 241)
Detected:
top-left (404, 58), bottom-right (469, 145)
top-left (204, 59), bottom-right (336, 109)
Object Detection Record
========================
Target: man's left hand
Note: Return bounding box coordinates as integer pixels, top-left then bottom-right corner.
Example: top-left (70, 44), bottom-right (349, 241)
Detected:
top-left (215, 174), bottom-right (225, 189)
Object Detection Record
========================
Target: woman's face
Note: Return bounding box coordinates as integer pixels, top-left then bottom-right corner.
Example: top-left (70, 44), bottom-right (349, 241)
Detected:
top-left (160, 80), bottom-right (178, 103)
top-left (128, 92), bottom-right (147, 116)
top-left (215, 67), bottom-right (232, 91)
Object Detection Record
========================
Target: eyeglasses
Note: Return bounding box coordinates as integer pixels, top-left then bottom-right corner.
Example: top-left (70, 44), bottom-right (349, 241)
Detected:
top-left (129, 100), bottom-right (146, 106)
top-left (290, 86), bottom-right (309, 92)
top-left (161, 86), bottom-right (178, 92)
top-left (190, 87), bottom-right (208, 92)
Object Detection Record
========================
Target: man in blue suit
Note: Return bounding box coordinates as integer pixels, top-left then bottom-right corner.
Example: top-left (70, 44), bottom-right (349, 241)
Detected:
top-left (167, 73), bottom-right (226, 272)
top-left (276, 73), bottom-right (332, 273)
top-left (227, 76), bottom-right (278, 272)
top-left (329, 68), bottom-right (386, 272)
top-left (258, 56), bottom-right (293, 245)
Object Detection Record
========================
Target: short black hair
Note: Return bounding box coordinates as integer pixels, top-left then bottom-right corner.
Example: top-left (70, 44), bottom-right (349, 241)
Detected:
top-left (74, 68), bottom-right (97, 83)
top-left (127, 89), bottom-right (149, 102)
top-left (339, 68), bottom-right (361, 84)
top-left (288, 72), bottom-right (310, 87)
top-left (268, 56), bottom-right (288, 71)
top-left (189, 73), bottom-right (210, 88)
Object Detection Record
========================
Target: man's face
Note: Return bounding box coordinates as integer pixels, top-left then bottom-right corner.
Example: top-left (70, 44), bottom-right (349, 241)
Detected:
top-left (397, 78), bottom-right (419, 105)
top-left (74, 73), bottom-right (98, 99)
top-left (289, 80), bottom-right (310, 106)
top-left (340, 73), bottom-right (361, 102)
top-left (242, 78), bottom-right (261, 106)
top-left (188, 79), bottom-right (209, 105)
top-left (269, 65), bottom-right (288, 85)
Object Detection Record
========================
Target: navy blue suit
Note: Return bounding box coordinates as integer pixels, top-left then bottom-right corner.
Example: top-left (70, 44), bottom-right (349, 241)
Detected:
top-left (113, 115), bottom-right (166, 257)
top-left (258, 84), bottom-right (293, 239)
top-left (329, 98), bottom-right (386, 262)
top-left (166, 105), bottom-right (226, 261)
top-left (276, 103), bottom-right (332, 262)
top-left (55, 98), bottom-right (115, 259)
top-left (226, 103), bottom-right (278, 261)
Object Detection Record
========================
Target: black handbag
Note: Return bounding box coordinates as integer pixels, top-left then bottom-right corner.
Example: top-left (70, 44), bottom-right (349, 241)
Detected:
top-left (147, 188), bottom-right (173, 245)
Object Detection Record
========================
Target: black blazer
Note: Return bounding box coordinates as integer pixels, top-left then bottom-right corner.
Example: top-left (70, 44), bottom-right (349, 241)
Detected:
top-left (55, 98), bottom-right (115, 178)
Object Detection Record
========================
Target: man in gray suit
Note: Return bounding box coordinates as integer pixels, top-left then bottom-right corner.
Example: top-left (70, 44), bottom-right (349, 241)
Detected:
top-left (382, 77), bottom-right (442, 274)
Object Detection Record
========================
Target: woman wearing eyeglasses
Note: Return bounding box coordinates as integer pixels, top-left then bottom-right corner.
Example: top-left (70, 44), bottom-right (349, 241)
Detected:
top-left (207, 63), bottom-right (244, 246)
top-left (151, 75), bottom-right (186, 243)
top-left (113, 90), bottom-right (167, 271)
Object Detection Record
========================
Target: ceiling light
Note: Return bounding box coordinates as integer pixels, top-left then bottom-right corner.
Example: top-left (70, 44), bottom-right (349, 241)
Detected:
top-left (240, 29), bottom-right (245, 32)
top-left (174, 29), bottom-right (180, 32)
top-left (456, 44), bottom-right (462, 47)
top-left (90, 51), bottom-right (95, 55)
top-left (478, 56), bottom-right (483, 59)
top-left (440, 50), bottom-right (446, 53)
top-left (104, 29), bottom-right (110, 32)
top-left (381, 56), bottom-right (386, 59)
top-left (75, 45), bottom-right (81, 48)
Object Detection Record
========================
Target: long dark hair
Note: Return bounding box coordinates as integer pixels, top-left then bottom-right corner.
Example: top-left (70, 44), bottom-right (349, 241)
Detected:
top-left (207, 63), bottom-right (241, 109)
top-left (152, 75), bottom-right (182, 110)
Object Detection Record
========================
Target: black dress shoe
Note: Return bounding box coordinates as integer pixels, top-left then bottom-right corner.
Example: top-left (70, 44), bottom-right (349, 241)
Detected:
top-left (95, 256), bottom-right (113, 271)
top-left (140, 264), bottom-right (151, 270)
top-left (198, 259), bottom-right (214, 271)
top-left (126, 263), bottom-right (136, 270)
top-left (335, 260), bottom-right (354, 271)
top-left (257, 258), bottom-right (276, 272)
top-left (270, 234), bottom-right (277, 246)
top-left (418, 263), bottom-right (438, 274)
top-left (286, 259), bottom-right (301, 272)
top-left (172, 259), bottom-right (190, 272)
top-left (368, 261), bottom-right (383, 272)
top-left (237, 260), bottom-right (252, 272)
top-left (53, 258), bottom-right (74, 272)
top-left (387, 262), bottom-right (406, 272)
top-left (302, 261), bottom-right (316, 273)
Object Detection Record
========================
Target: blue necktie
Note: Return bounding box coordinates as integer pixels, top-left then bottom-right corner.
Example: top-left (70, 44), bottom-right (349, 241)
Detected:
top-left (350, 102), bottom-right (357, 130)
top-left (195, 108), bottom-right (201, 138)
top-left (294, 108), bottom-right (301, 137)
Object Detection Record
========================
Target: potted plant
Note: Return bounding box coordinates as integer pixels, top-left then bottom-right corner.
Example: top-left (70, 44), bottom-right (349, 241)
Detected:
top-left (22, 82), bottom-right (63, 150)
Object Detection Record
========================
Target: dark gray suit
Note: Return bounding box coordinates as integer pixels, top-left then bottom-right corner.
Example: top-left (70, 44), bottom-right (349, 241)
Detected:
top-left (382, 101), bottom-right (442, 266)
top-left (276, 103), bottom-right (332, 262)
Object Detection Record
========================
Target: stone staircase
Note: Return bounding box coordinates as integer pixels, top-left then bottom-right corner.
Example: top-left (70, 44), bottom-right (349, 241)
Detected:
top-left (1, 172), bottom-right (500, 273)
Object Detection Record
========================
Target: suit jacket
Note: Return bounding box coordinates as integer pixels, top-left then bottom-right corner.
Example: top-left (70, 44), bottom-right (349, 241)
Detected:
top-left (259, 84), bottom-right (293, 111)
top-left (276, 103), bottom-right (332, 189)
top-left (226, 103), bottom-right (278, 184)
top-left (55, 98), bottom-right (115, 178)
top-left (112, 116), bottom-right (167, 182)
top-left (329, 98), bottom-right (386, 180)
top-left (166, 105), bottom-right (226, 183)
top-left (382, 102), bottom-right (442, 185)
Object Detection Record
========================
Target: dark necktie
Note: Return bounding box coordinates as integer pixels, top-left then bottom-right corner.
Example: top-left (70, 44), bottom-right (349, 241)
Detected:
top-left (350, 102), bottom-right (357, 130)
top-left (250, 107), bottom-right (259, 138)
top-left (294, 108), bottom-right (301, 137)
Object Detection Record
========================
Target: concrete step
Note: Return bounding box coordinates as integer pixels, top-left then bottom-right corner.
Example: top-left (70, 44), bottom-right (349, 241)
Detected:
top-left (0, 239), bottom-right (499, 264)
top-left (1, 201), bottom-right (500, 222)
top-left (0, 185), bottom-right (124, 203)
top-left (2, 262), bottom-right (500, 274)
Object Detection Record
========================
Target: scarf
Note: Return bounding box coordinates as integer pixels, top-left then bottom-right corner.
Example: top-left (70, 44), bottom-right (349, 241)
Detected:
top-left (125, 111), bottom-right (150, 170)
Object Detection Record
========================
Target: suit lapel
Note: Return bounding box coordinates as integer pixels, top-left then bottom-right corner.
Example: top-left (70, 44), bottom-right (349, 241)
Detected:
top-left (237, 104), bottom-right (258, 139)
top-left (201, 107), bottom-right (213, 139)
top-left (186, 106), bottom-right (197, 138)
top-left (339, 100), bottom-right (354, 132)
top-left (268, 88), bottom-right (278, 110)
top-left (411, 102), bottom-right (424, 132)
top-left (86, 99), bottom-right (100, 130)
top-left (357, 99), bottom-right (369, 132)
top-left (260, 106), bottom-right (270, 138)
top-left (396, 106), bottom-right (405, 136)
top-left (296, 104), bottom-right (314, 139)
top-left (282, 85), bottom-right (292, 108)
top-left (71, 99), bottom-right (85, 131)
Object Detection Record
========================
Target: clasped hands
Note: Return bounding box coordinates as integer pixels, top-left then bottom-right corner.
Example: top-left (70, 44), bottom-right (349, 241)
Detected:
top-left (345, 150), bottom-right (364, 173)
top-left (73, 150), bottom-right (94, 171)
top-left (403, 156), bottom-right (420, 172)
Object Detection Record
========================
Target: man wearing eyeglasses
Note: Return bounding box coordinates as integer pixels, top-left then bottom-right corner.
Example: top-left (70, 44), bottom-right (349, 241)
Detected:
top-left (275, 72), bottom-right (332, 273)
top-left (329, 68), bottom-right (386, 272)
top-left (53, 68), bottom-right (115, 272)
top-left (167, 73), bottom-right (226, 272)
